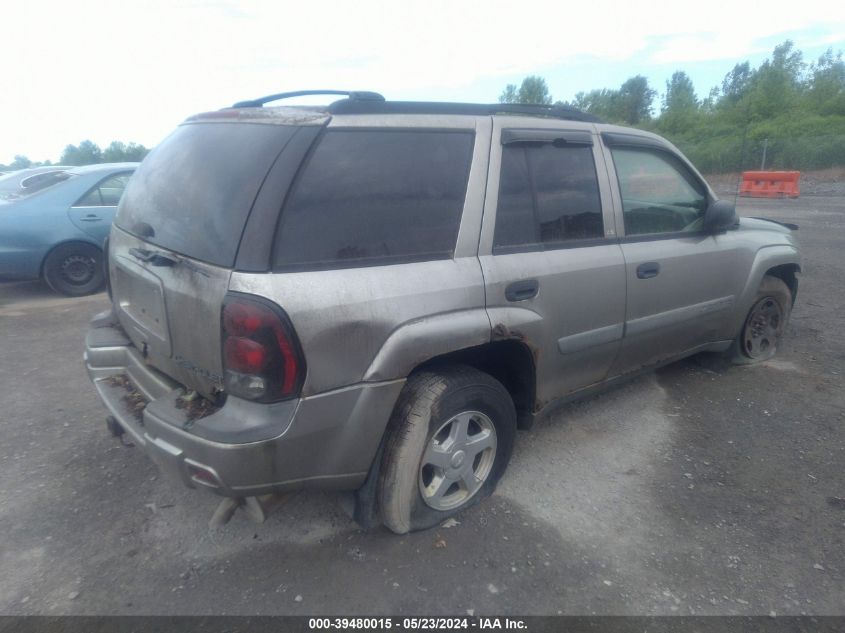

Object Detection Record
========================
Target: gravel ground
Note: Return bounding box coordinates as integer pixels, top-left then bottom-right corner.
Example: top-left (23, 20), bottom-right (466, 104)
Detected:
top-left (0, 195), bottom-right (843, 616)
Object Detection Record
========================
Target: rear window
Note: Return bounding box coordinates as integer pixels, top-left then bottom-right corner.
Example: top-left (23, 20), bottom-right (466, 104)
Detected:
top-left (0, 170), bottom-right (72, 201)
top-left (272, 129), bottom-right (474, 271)
top-left (115, 123), bottom-right (298, 267)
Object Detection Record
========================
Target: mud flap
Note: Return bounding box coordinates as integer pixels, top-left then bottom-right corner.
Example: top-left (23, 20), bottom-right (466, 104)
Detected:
top-left (351, 435), bottom-right (387, 529)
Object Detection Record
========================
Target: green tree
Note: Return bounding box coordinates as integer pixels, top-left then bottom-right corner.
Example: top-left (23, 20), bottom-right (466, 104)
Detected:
top-left (565, 76), bottom-right (655, 124)
top-left (805, 48), bottom-right (845, 115)
top-left (102, 141), bottom-right (128, 162)
top-left (10, 155), bottom-right (32, 170)
top-left (746, 40), bottom-right (804, 120)
top-left (60, 144), bottom-right (79, 165)
top-left (700, 85), bottom-right (721, 113)
top-left (499, 75), bottom-right (553, 105)
top-left (61, 140), bottom-right (103, 166)
top-left (617, 75), bottom-right (656, 124)
top-left (495, 40), bottom-right (845, 173)
top-left (660, 71), bottom-right (699, 133)
top-left (518, 76), bottom-right (553, 105)
top-left (122, 142), bottom-right (149, 162)
top-left (721, 61), bottom-right (753, 106)
top-left (499, 84), bottom-right (519, 104)
top-left (571, 88), bottom-right (619, 120)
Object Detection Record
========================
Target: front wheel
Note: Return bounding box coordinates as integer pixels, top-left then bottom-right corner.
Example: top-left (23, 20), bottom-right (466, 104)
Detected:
top-left (42, 242), bottom-right (104, 297)
top-left (729, 275), bottom-right (792, 364)
top-left (378, 366), bottom-right (516, 534)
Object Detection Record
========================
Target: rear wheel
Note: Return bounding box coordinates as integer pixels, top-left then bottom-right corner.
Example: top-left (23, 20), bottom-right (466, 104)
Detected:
top-left (378, 366), bottom-right (516, 534)
top-left (43, 242), bottom-right (104, 297)
top-left (729, 275), bottom-right (792, 364)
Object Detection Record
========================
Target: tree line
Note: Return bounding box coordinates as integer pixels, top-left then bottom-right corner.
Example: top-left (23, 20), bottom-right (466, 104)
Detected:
top-left (1, 140), bottom-right (150, 172)
top-left (500, 41), bottom-right (845, 172)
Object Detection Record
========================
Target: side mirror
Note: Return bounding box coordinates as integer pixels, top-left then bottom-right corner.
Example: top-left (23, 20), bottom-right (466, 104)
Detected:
top-left (704, 199), bottom-right (737, 232)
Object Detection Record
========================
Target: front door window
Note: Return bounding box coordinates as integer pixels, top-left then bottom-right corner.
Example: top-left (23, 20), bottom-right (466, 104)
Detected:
top-left (611, 148), bottom-right (706, 236)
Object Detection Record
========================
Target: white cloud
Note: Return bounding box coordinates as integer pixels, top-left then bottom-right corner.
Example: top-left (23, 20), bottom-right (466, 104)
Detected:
top-left (2, 0), bottom-right (844, 162)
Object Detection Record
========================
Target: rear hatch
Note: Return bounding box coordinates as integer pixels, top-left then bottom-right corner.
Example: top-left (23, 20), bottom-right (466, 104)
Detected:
top-left (109, 112), bottom-right (325, 399)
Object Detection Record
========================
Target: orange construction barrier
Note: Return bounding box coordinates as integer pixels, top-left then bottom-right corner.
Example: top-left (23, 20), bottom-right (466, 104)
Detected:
top-left (739, 171), bottom-right (800, 198)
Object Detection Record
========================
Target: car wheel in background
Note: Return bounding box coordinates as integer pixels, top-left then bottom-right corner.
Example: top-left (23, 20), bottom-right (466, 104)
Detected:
top-left (378, 365), bottom-right (516, 534)
top-left (42, 242), bottom-right (105, 297)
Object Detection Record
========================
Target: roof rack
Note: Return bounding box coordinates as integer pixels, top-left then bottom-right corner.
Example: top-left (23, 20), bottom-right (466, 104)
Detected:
top-left (230, 90), bottom-right (600, 123)
top-left (232, 90), bottom-right (385, 108)
top-left (326, 99), bottom-right (601, 123)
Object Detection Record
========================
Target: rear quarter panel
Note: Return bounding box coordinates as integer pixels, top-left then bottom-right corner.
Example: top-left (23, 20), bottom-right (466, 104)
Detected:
top-left (229, 258), bottom-right (490, 396)
top-left (229, 115), bottom-right (493, 396)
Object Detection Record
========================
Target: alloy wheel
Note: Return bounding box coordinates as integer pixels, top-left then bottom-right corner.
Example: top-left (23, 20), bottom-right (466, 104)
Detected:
top-left (418, 411), bottom-right (497, 511)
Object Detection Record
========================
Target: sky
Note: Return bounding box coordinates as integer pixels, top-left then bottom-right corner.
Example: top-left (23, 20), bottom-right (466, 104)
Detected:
top-left (2, 0), bottom-right (844, 164)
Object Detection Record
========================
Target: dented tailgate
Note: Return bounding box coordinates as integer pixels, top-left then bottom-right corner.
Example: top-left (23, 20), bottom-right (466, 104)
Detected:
top-left (110, 226), bottom-right (230, 399)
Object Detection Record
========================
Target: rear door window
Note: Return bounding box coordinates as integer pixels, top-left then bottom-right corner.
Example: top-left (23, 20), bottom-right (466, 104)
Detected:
top-left (74, 173), bottom-right (133, 207)
top-left (273, 129), bottom-right (474, 271)
top-left (494, 143), bottom-right (603, 253)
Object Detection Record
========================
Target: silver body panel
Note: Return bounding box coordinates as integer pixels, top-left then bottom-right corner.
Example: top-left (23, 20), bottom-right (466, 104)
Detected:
top-left (478, 117), bottom-right (627, 403)
top-left (230, 115), bottom-right (491, 397)
top-left (609, 235), bottom-right (744, 373)
top-left (86, 312), bottom-right (405, 493)
top-left (110, 226), bottom-right (231, 399)
top-left (85, 109), bottom-right (801, 498)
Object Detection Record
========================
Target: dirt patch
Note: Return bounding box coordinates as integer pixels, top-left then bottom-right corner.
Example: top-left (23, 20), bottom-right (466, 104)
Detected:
top-left (175, 393), bottom-right (220, 422)
top-left (491, 322), bottom-right (540, 362)
top-left (105, 374), bottom-right (148, 421)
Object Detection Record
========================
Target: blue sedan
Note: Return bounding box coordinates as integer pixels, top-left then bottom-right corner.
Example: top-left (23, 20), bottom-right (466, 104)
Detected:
top-left (0, 163), bottom-right (137, 295)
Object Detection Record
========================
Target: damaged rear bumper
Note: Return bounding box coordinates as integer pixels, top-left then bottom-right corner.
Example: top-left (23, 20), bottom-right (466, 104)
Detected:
top-left (84, 308), bottom-right (405, 497)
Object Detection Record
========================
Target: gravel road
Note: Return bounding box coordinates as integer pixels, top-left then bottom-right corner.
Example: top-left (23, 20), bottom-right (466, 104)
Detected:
top-left (0, 195), bottom-right (842, 616)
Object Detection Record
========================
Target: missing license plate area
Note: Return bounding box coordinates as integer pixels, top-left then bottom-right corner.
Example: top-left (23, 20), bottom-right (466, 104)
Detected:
top-left (113, 257), bottom-right (171, 356)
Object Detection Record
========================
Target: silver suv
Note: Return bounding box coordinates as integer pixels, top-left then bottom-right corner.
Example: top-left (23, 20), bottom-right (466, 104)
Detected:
top-left (84, 90), bottom-right (801, 533)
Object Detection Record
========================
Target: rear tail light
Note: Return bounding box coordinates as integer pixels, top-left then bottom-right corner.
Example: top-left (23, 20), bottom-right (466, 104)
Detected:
top-left (221, 293), bottom-right (306, 403)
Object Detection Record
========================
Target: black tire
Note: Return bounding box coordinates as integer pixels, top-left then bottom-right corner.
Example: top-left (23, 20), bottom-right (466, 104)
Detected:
top-left (378, 365), bottom-right (516, 534)
top-left (42, 242), bottom-right (104, 297)
top-left (728, 275), bottom-right (792, 365)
